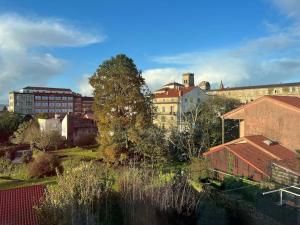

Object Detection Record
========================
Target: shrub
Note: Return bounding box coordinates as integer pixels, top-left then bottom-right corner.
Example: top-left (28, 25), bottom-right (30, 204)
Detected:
top-left (28, 153), bottom-right (61, 178)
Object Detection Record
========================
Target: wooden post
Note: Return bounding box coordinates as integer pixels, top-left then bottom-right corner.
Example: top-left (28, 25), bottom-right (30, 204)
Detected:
top-left (280, 189), bottom-right (283, 206)
top-left (222, 117), bottom-right (224, 144)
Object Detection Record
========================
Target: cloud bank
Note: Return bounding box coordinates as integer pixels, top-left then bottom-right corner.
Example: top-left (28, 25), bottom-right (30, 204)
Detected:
top-left (142, 1), bottom-right (300, 91)
top-left (0, 14), bottom-right (103, 102)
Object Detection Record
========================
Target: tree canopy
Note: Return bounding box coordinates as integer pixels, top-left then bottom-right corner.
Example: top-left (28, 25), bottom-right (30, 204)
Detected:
top-left (90, 54), bottom-right (154, 156)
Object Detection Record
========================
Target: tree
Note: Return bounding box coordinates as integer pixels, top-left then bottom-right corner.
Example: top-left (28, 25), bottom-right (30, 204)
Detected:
top-left (10, 120), bottom-right (40, 149)
top-left (129, 125), bottom-right (168, 164)
top-left (90, 54), bottom-right (154, 156)
top-left (36, 130), bottom-right (63, 151)
top-left (0, 112), bottom-right (23, 143)
top-left (168, 96), bottom-right (241, 158)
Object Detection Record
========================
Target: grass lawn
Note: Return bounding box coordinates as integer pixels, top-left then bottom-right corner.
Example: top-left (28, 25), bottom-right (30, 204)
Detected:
top-left (52, 146), bottom-right (100, 161)
top-left (0, 146), bottom-right (101, 190)
top-left (0, 176), bottom-right (57, 190)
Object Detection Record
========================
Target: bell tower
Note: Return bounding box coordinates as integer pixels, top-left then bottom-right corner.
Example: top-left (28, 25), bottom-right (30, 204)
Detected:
top-left (182, 73), bottom-right (194, 87)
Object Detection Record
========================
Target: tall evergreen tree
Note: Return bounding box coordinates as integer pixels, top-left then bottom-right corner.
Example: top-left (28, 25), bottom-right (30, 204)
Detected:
top-left (90, 54), bottom-right (154, 155)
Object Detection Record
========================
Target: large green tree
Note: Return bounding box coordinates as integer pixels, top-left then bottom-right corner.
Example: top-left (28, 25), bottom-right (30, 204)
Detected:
top-left (90, 54), bottom-right (154, 156)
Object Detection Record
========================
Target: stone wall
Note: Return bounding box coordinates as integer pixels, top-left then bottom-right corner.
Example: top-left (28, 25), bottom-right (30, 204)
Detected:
top-left (271, 163), bottom-right (299, 186)
top-left (208, 84), bottom-right (300, 103)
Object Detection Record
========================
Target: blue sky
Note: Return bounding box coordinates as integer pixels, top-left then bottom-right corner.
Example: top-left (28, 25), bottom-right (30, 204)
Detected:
top-left (0, 0), bottom-right (300, 102)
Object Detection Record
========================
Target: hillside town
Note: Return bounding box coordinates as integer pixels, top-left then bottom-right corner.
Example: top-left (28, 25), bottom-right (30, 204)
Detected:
top-left (1, 1), bottom-right (300, 225)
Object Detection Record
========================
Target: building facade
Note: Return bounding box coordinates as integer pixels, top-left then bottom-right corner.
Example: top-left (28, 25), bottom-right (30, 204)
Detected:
top-left (204, 96), bottom-right (300, 184)
top-left (153, 73), bottom-right (208, 130)
top-left (207, 82), bottom-right (300, 103)
top-left (9, 86), bottom-right (94, 116)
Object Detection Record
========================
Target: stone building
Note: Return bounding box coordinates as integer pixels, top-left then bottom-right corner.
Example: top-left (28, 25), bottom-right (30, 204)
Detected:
top-left (37, 114), bottom-right (62, 133)
top-left (62, 114), bottom-right (97, 146)
top-left (153, 73), bottom-right (208, 130)
top-left (204, 95), bottom-right (300, 184)
top-left (9, 86), bottom-right (94, 117)
top-left (207, 81), bottom-right (300, 103)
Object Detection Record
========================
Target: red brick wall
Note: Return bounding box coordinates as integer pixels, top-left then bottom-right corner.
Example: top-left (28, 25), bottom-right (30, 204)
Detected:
top-left (243, 100), bottom-right (300, 150)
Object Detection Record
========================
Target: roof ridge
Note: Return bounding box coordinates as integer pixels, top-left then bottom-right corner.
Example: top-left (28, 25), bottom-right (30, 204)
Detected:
top-left (243, 136), bottom-right (281, 160)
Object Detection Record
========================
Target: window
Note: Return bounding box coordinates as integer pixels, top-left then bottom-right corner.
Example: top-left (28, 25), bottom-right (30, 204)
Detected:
top-left (170, 106), bottom-right (174, 113)
top-left (35, 102), bottom-right (41, 106)
top-left (184, 98), bottom-right (187, 103)
top-left (35, 96), bottom-right (41, 100)
top-left (62, 96), bottom-right (67, 100)
top-left (67, 97), bottom-right (73, 100)
top-left (55, 103), bottom-right (61, 107)
top-left (190, 98), bottom-right (193, 103)
top-left (162, 106), bottom-right (165, 113)
top-left (49, 96), bottom-right (55, 100)
top-left (197, 98), bottom-right (201, 103)
top-left (55, 96), bottom-right (61, 100)
top-left (42, 96), bottom-right (48, 100)
top-left (161, 116), bottom-right (166, 122)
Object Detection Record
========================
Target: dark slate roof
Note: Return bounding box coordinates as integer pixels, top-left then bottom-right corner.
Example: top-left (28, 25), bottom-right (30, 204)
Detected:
top-left (209, 81), bottom-right (300, 91)
top-left (0, 185), bottom-right (45, 225)
top-left (23, 86), bottom-right (72, 92)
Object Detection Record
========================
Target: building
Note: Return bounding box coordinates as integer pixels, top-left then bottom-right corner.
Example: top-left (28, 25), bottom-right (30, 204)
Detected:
top-left (207, 81), bottom-right (300, 103)
top-left (153, 73), bottom-right (208, 130)
top-left (0, 185), bottom-right (45, 225)
top-left (222, 95), bottom-right (300, 150)
top-left (204, 96), bottom-right (300, 184)
top-left (204, 135), bottom-right (298, 182)
top-left (62, 114), bottom-right (97, 146)
top-left (37, 114), bottom-right (62, 133)
top-left (9, 86), bottom-right (94, 117)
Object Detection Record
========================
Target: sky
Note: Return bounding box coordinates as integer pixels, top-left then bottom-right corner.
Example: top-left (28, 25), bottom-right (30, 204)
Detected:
top-left (0, 0), bottom-right (300, 103)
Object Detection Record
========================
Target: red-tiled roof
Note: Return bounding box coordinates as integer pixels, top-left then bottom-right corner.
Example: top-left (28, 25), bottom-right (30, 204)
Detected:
top-left (244, 135), bottom-right (296, 160)
top-left (226, 143), bottom-right (274, 176)
top-left (0, 185), bottom-right (45, 225)
top-left (275, 158), bottom-right (300, 175)
top-left (266, 96), bottom-right (300, 110)
top-left (204, 135), bottom-right (298, 176)
top-left (154, 86), bottom-right (195, 98)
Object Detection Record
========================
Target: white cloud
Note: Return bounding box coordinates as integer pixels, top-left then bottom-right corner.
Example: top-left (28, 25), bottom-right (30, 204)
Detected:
top-left (144, 28), bottom-right (300, 90)
top-left (78, 74), bottom-right (94, 96)
top-left (0, 14), bottom-right (104, 102)
top-left (270, 0), bottom-right (300, 19)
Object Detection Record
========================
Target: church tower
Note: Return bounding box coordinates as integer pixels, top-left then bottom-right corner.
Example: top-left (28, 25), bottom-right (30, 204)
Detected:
top-left (182, 73), bottom-right (195, 87)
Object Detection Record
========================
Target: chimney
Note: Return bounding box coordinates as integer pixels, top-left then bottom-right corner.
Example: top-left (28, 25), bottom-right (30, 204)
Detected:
top-left (182, 73), bottom-right (194, 87)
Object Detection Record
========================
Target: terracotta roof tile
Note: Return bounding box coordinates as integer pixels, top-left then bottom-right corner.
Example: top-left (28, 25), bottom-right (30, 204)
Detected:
top-left (226, 143), bottom-right (274, 176)
top-left (154, 86), bottom-right (195, 98)
top-left (205, 135), bottom-right (298, 176)
top-left (0, 185), bottom-right (45, 225)
top-left (275, 158), bottom-right (300, 175)
top-left (244, 135), bottom-right (297, 160)
top-left (266, 95), bottom-right (300, 110)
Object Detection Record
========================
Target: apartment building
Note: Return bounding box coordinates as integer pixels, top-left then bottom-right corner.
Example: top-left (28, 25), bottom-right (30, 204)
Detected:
top-left (153, 73), bottom-right (208, 130)
top-left (9, 86), bottom-right (94, 116)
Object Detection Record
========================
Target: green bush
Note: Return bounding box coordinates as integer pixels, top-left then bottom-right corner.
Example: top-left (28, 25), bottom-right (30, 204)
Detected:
top-left (28, 153), bottom-right (61, 178)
